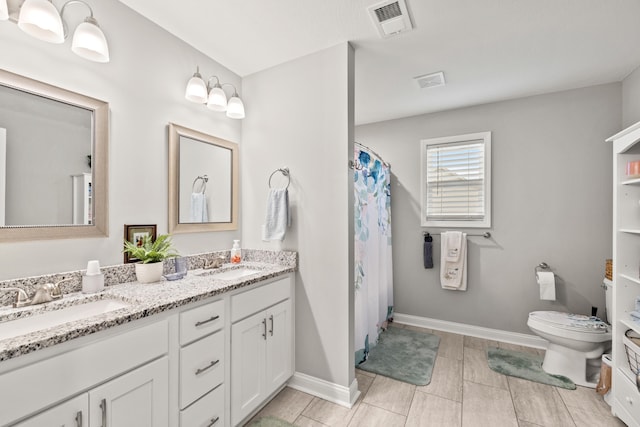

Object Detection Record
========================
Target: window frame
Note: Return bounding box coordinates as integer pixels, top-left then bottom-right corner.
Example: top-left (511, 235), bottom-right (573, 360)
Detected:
top-left (420, 131), bottom-right (492, 228)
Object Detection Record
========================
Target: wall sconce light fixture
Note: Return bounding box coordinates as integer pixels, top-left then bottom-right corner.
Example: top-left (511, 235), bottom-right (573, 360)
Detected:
top-left (0, 0), bottom-right (9, 21)
top-left (10, 0), bottom-right (109, 63)
top-left (185, 67), bottom-right (245, 119)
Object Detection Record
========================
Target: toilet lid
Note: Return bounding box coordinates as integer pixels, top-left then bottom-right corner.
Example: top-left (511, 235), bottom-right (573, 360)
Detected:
top-left (529, 311), bottom-right (609, 333)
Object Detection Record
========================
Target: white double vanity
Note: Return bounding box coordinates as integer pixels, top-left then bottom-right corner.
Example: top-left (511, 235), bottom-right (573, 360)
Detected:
top-left (0, 257), bottom-right (295, 427)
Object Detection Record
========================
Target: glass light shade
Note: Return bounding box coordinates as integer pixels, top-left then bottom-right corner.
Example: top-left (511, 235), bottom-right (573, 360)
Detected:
top-left (185, 74), bottom-right (208, 104)
top-left (71, 18), bottom-right (110, 63)
top-left (226, 95), bottom-right (245, 119)
top-left (18, 0), bottom-right (64, 44)
top-left (0, 0), bottom-right (8, 21)
top-left (206, 86), bottom-right (227, 111)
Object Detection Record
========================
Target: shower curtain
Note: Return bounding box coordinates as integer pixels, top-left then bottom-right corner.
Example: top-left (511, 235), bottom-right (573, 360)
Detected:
top-left (354, 143), bottom-right (393, 365)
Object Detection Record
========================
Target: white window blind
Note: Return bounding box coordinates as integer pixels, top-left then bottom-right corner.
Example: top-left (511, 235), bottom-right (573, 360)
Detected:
top-left (420, 132), bottom-right (491, 228)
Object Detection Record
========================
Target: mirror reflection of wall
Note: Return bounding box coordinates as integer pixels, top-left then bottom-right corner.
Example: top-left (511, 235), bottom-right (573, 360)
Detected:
top-left (178, 136), bottom-right (232, 223)
top-left (168, 123), bottom-right (238, 234)
top-left (0, 84), bottom-right (92, 226)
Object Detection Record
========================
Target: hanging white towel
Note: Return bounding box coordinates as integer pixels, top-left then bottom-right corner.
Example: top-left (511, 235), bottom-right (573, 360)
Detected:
top-left (440, 231), bottom-right (468, 291)
top-left (262, 188), bottom-right (290, 241)
top-left (190, 193), bottom-right (208, 222)
top-left (444, 231), bottom-right (463, 262)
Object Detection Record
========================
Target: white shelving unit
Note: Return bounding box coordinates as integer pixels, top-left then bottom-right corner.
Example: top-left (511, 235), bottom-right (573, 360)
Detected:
top-left (71, 173), bottom-right (92, 225)
top-left (609, 120), bottom-right (640, 427)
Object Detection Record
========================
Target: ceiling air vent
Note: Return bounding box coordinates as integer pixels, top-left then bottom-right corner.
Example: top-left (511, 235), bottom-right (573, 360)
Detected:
top-left (368, 0), bottom-right (413, 38)
top-left (414, 72), bottom-right (446, 89)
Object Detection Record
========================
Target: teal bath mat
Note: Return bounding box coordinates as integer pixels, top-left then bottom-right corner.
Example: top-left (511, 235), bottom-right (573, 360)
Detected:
top-left (358, 326), bottom-right (440, 386)
top-left (487, 346), bottom-right (576, 390)
top-left (247, 416), bottom-right (295, 427)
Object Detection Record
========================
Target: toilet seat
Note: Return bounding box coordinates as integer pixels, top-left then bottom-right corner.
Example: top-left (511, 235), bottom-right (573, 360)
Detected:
top-left (528, 311), bottom-right (611, 342)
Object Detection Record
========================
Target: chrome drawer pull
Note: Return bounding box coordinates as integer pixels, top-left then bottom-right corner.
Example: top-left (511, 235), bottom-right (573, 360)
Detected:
top-left (99, 399), bottom-right (107, 427)
top-left (195, 359), bottom-right (220, 375)
top-left (195, 314), bottom-right (220, 327)
top-left (262, 318), bottom-right (267, 340)
top-left (75, 410), bottom-right (83, 427)
top-left (207, 416), bottom-right (220, 426)
top-left (269, 314), bottom-right (274, 336)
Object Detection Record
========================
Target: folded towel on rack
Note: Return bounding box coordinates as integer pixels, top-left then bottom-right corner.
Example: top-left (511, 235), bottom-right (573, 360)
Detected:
top-left (440, 231), bottom-right (467, 291)
top-left (262, 188), bottom-right (290, 241)
top-left (190, 192), bottom-right (208, 223)
top-left (444, 231), bottom-right (463, 262)
top-left (423, 234), bottom-right (433, 269)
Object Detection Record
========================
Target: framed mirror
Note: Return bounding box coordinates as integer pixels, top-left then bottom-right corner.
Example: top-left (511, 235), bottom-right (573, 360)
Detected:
top-left (168, 123), bottom-right (238, 233)
top-left (0, 69), bottom-right (108, 242)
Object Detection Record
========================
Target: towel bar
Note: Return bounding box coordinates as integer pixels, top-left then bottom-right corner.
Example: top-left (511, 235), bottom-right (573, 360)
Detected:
top-left (422, 231), bottom-right (491, 238)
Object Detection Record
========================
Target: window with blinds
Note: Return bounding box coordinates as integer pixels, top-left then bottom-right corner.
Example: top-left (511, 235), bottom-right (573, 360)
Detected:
top-left (420, 132), bottom-right (491, 228)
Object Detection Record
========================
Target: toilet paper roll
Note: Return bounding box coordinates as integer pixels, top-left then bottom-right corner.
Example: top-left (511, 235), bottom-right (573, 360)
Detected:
top-left (537, 271), bottom-right (556, 301)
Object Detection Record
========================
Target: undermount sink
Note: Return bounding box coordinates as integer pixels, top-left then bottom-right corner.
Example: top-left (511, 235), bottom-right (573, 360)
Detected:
top-left (0, 299), bottom-right (130, 342)
top-left (198, 267), bottom-right (262, 280)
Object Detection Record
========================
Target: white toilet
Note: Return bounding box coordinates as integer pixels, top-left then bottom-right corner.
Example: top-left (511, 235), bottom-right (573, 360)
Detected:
top-left (526, 281), bottom-right (612, 388)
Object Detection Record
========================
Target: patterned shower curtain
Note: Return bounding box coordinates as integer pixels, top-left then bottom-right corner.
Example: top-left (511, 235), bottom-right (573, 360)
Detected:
top-left (354, 143), bottom-right (393, 365)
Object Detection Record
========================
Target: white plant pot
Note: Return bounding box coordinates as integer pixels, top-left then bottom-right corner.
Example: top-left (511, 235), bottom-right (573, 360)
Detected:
top-left (135, 261), bottom-right (164, 284)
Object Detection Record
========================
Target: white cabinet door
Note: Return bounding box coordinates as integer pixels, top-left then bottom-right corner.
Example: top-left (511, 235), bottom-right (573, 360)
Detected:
top-left (89, 357), bottom-right (169, 427)
top-left (14, 394), bottom-right (88, 427)
top-left (231, 310), bottom-right (267, 426)
top-left (265, 299), bottom-right (292, 394)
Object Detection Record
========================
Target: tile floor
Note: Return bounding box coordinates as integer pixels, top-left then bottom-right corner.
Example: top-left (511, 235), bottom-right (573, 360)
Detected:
top-left (247, 324), bottom-right (625, 427)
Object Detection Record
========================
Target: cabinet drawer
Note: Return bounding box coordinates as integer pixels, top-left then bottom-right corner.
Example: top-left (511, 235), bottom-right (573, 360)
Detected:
top-left (180, 330), bottom-right (225, 409)
top-left (231, 277), bottom-right (290, 322)
top-left (616, 370), bottom-right (640, 420)
top-left (180, 385), bottom-right (224, 427)
top-left (180, 299), bottom-right (224, 345)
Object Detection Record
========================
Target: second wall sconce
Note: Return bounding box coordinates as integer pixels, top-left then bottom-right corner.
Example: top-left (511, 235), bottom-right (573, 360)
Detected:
top-left (185, 66), bottom-right (245, 119)
top-left (2, 0), bottom-right (110, 63)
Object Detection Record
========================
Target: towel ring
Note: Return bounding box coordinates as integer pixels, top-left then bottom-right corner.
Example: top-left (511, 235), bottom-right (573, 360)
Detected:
top-left (192, 175), bottom-right (208, 194)
top-left (268, 167), bottom-right (290, 190)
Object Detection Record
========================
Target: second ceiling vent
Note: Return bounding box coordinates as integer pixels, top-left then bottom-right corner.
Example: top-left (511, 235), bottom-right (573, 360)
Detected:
top-left (368, 0), bottom-right (413, 38)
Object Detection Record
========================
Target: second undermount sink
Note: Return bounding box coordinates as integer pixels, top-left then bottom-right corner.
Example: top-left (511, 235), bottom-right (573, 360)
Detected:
top-left (0, 299), bottom-right (130, 342)
top-left (198, 267), bottom-right (262, 280)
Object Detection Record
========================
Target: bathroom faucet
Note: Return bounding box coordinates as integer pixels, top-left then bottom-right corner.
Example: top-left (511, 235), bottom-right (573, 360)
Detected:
top-left (1, 279), bottom-right (71, 308)
top-left (204, 256), bottom-right (226, 269)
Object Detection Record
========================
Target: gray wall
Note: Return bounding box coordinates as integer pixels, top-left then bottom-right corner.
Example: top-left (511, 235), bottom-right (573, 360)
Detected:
top-left (623, 65), bottom-right (640, 127)
top-left (242, 44), bottom-right (355, 388)
top-left (356, 84), bottom-right (620, 334)
top-left (0, 0), bottom-right (242, 279)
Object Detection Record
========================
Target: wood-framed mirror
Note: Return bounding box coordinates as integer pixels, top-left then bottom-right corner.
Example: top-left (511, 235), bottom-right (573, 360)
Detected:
top-left (0, 69), bottom-right (109, 242)
top-left (168, 123), bottom-right (238, 233)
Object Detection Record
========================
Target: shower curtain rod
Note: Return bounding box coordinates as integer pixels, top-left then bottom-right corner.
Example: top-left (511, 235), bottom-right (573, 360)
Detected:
top-left (354, 141), bottom-right (390, 167)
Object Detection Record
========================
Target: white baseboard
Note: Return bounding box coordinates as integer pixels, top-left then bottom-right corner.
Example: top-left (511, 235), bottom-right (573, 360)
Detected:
top-left (394, 312), bottom-right (548, 349)
top-left (288, 371), bottom-right (360, 408)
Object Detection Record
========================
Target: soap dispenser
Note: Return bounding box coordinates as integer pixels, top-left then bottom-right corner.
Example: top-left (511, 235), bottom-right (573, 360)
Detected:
top-left (231, 240), bottom-right (242, 264)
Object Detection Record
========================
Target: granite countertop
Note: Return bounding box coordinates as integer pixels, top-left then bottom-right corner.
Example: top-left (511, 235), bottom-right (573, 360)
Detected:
top-left (0, 262), bottom-right (295, 362)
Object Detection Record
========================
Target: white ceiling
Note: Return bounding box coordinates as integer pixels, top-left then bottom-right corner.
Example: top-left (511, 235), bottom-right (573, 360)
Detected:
top-left (119, 0), bottom-right (640, 125)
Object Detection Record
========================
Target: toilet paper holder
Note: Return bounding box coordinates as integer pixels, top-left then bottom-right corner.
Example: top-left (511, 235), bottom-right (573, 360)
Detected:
top-left (534, 262), bottom-right (550, 277)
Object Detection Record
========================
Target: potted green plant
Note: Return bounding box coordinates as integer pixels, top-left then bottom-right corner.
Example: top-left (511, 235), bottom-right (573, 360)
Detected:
top-left (123, 234), bottom-right (179, 283)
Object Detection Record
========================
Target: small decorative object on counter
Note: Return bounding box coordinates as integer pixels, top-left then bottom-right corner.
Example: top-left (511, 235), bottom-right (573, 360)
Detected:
top-left (231, 239), bottom-right (242, 264)
top-left (123, 234), bottom-right (179, 284)
top-left (82, 260), bottom-right (104, 293)
top-left (605, 259), bottom-right (612, 281)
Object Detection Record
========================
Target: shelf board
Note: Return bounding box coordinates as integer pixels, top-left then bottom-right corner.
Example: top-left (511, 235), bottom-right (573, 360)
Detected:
top-left (619, 228), bottom-right (640, 234)
top-left (621, 178), bottom-right (640, 185)
top-left (620, 315), bottom-right (640, 335)
top-left (604, 278), bottom-right (613, 286)
top-left (620, 274), bottom-right (640, 285)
